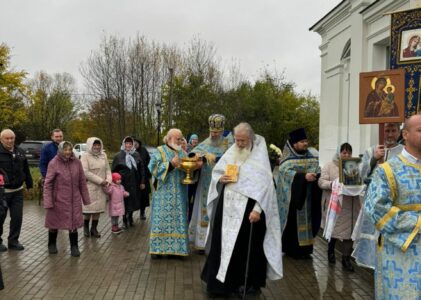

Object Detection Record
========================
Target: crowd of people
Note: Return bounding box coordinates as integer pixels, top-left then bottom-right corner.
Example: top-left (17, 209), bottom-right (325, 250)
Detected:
top-left (0, 113), bottom-right (419, 299)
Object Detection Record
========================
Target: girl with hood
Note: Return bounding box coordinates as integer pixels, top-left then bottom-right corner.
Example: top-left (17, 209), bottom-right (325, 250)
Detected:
top-left (112, 136), bottom-right (146, 228)
top-left (43, 141), bottom-right (91, 257)
top-left (80, 137), bottom-right (112, 238)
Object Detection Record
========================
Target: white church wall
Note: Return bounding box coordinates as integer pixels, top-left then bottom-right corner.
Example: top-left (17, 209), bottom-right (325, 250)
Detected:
top-left (318, 22), bottom-right (352, 165)
top-left (315, 0), bottom-right (412, 165)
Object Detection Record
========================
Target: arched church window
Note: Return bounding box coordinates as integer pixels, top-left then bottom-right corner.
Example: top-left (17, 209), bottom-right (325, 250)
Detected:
top-left (341, 39), bottom-right (351, 60)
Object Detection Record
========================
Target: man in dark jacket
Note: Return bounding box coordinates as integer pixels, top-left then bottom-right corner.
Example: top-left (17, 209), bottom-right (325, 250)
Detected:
top-left (39, 129), bottom-right (63, 178)
top-left (133, 138), bottom-right (150, 220)
top-left (0, 129), bottom-right (33, 251)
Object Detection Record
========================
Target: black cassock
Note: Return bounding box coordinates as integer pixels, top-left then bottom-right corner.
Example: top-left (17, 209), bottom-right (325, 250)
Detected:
top-left (281, 173), bottom-right (322, 258)
top-left (111, 150), bottom-right (146, 213)
top-left (201, 186), bottom-right (267, 296)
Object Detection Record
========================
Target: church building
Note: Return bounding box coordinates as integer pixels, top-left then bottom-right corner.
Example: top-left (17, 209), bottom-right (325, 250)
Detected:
top-left (311, 0), bottom-right (419, 164)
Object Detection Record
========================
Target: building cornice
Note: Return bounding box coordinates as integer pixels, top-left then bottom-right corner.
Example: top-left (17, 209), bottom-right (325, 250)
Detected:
top-left (325, 63), bottom-right (344, 78)
top-left (310, 1), bottom-right (350, 33)
top-left (362, 0), bottom-right (408, 24)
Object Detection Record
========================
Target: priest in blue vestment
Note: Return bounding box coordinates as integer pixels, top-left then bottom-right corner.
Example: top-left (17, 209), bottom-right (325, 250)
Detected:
top-left (189, 114), bottom-right (234, 251)
top-left (364, 114), bottom-right (421, 299)
top-left (148, 128), bottom-right (196, 257)
top-left (276, 128), bottom-right (322, 259)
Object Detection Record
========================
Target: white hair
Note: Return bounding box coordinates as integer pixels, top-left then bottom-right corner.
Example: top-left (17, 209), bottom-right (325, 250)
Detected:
top-left (0, 129), bottom-right (15, 139)
top-left (163, 128), bottom-right (182, 144)
top-left (233, 122), bottom-right (255, 141)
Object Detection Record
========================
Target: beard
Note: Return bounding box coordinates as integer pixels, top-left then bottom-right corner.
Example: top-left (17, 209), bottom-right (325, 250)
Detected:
top-left (385, 138), bottom-right (397, 147)
top-left (210, 135), bottom-right (223, 147)
top-left (232, 144), bottom-right (251, 163)
top-left (169, 143), bottom-right (181, 151)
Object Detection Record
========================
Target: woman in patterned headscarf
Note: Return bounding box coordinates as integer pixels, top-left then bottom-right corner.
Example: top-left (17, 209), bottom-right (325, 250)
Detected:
top-left (43, 141), bottom-right (91, 257)
top-left (112, 137), bottom-right (146, 228)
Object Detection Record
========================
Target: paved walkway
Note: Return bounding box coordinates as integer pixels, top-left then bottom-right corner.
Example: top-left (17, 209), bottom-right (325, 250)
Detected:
top-left (0, 201), bottom-right (374, 299)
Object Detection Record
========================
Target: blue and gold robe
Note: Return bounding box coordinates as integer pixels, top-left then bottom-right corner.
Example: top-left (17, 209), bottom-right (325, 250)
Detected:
top-left (275, 141), bottom-right (321, 257)
top-left (188, 134), bottom-right (233, 249)
top-left (364, 151), bottom-right (421, 299)
top-left (148, 145), bottom-right (188, 256)
top-left (352, 144), bottom-right (403, 269)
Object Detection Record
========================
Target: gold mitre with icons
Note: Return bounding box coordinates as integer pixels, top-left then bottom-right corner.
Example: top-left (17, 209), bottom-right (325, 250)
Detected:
top-left (209, 114), bottom-right (225, 132)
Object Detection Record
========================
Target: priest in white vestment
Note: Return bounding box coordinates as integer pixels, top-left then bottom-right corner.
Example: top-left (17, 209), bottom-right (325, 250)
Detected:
top-left (201, 122), bottom-right (283, 297)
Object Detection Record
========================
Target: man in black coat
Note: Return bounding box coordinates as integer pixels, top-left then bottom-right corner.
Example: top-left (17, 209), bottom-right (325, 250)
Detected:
top-left (133, 138), bottom-right (151, 220)
top-left (0, 129), bottom-right (33, 251)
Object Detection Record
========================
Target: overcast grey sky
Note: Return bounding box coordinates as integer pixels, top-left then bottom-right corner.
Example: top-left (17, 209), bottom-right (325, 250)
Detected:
top-left (1, 0), bottom-right (341, 96)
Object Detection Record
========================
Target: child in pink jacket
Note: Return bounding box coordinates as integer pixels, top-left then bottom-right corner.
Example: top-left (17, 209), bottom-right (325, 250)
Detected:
top-left (104, 173), bottom-right (129, 234)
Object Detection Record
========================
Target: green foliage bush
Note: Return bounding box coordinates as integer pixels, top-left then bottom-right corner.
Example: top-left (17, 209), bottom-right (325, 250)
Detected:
top-left (23, 167), bottom-right (42, 202)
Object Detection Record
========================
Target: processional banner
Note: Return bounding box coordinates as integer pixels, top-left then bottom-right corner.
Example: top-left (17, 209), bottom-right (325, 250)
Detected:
top-left (390, 8), bottom-right (421, 117)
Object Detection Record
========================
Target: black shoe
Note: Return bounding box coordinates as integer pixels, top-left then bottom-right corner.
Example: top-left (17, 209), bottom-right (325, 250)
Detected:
top-left (83, 220), bottom-right (90, 237)
top-left (48, 244), bottom-right (58, 254)
top-left (342, 257), bottom-right (355, 272)
top-left (123, 215), bottom-right (129, 229)
top-left (328, 252), bottom-right (336, 264)
top-left (90, 220), bottom-right (101, 238)
top-left (128, 213), bottom-right (134, 226)
top-left (8, 242), bottom-right (24, 251)
top-left (238, 285), bottom-right (261, 297)
top-left (48, 231), bottom-right (58, 254)
top-left (0, 244), bottom-right (7, 252)
top-left (69, 231), bottom-right (80, 257)
top-left (90, 230), bottom-right (101, 238)
top-left (122, 222), bottom-right (129, 230)
top-left (70, 245), bottom-right (80, 257)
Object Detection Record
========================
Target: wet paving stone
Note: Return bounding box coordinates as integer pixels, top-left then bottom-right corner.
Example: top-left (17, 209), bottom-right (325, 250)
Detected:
top-left (0, 201), bottom-right (374, 299)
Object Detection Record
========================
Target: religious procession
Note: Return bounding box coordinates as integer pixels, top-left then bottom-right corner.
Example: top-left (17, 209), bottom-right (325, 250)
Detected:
top-left (1, 1), bottom-right (421, 300)
top-left (0, 109), bottom-right (419, 299)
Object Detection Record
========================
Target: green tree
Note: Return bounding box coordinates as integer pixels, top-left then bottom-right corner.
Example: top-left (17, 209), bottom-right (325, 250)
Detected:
top-left (26, 72), bottom-right (77, 139)
top-left (67, 113), bottom-right (96, 144)
top-left (0, 43), bottom-right (29, 140)
top-left (88, 97), bottom-right (121, 151)
top-left (161, 73), bottom-right (223, 138)
top-left (80, 34), bottom-right (320, 149)
top-left (220, 74), bottom-right (319, 148)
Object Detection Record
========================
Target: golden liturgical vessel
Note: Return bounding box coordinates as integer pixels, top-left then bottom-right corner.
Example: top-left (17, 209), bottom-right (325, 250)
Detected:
top-left (179, 155), bottom-right (199, 184)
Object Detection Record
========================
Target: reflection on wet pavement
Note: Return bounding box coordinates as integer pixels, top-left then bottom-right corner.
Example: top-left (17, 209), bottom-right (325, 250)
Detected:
top-left (0, 201), bottom-right (373, 299)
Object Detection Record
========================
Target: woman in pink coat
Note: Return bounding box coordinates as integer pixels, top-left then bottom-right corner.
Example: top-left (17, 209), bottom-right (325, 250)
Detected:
top-left (43, 141), bottom-right (91, 257)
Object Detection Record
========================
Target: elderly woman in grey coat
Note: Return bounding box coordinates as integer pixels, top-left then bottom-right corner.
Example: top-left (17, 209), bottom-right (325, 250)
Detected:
top-left (318, 142), bottom-right (360, 272)
top-left (80, 137), bottom-right (112, 238)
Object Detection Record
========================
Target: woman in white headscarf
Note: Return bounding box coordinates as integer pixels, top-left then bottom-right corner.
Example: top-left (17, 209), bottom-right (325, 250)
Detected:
top-left (80, 137), bottom-right (112, 238)
top-left (112, 136), bottom-right (146, 228)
